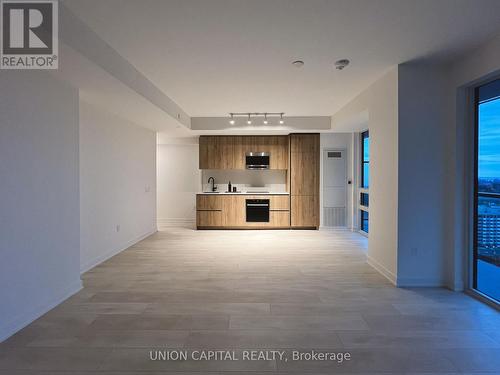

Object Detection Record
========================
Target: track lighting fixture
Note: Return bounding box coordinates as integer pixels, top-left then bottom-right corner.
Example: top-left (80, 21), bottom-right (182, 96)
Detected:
top-left (227, 112), bottom-right (285, 125)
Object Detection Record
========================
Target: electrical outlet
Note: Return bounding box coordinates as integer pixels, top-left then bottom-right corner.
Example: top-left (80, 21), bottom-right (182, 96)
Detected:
top-left (116, 224), bottom-right (120, 232)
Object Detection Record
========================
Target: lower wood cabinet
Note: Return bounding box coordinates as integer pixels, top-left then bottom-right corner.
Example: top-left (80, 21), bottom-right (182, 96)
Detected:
top-left (291, 195), bottom-right (318, 228)
top-left (196, 210), bottom-right (222, 227)
top-left (196, 194), bottom-right (290, 229)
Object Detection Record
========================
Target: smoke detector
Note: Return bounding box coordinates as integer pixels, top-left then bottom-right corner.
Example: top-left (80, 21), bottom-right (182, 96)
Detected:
top-left (334, 59), bottom-right (350, 70)
top-left (292, 60), bottom-right (305, 68)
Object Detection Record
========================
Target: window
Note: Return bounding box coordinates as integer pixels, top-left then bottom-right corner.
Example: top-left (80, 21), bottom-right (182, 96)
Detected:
top-left (361, 210), bottom-right (369, 233)
top-left (474, 78), bottom-right (500, 304)
top-left (360, 130), bottom-right (369, 234)
top-left (360, 192), bottom-right (369, 207)
top-left (361, 131), bottom-right (370, 188)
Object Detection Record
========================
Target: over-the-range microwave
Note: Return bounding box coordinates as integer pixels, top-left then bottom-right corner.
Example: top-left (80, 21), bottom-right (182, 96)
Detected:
top-left (245, 152), bottom-right (270, 170)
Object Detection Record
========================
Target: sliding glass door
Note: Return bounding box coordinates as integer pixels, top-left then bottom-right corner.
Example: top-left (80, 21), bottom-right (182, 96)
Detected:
top-left (474, 78), bottom-right (500, 303)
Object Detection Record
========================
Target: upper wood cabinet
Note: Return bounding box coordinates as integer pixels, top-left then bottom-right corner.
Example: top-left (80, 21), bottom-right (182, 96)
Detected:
top-left (199, 135), bottom-right (288, 170)
top-left (199, 136), bottom-right (234, 169)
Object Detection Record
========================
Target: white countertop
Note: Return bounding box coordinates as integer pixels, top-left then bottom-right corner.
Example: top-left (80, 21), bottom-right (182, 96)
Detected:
top-left (197, 191), bottom-right (289, 195)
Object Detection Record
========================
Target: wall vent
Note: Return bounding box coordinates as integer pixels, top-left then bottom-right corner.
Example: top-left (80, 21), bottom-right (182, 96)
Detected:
top-left (323, 207), bottom-right (346, 227)
top-left (327, 151), bottom-right (342, 158)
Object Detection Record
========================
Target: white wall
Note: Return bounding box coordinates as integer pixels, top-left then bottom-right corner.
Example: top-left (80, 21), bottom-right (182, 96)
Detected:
top-left (79, 101), bottom-right (157, 272)
top-left (397, 63), bottom-right (449, 286)
top-left (332, 68), bottom-right (399, 283)
top-left (0, 72), bottom-right (81, 341)
top-left (320, 133), bottom-right (355, 229)
top-left (157, 138), bottom-right (200, 228)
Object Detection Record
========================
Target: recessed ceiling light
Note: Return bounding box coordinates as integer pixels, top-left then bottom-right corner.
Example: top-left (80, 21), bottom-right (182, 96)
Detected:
top-left (334, 59), bottom-right (350, 70)
top-left (292, 60), bottom-right (304, 68)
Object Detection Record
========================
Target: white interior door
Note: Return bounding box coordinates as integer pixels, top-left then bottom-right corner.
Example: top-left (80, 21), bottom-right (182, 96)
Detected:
top-left (323, 150), bottom-right (347, 227)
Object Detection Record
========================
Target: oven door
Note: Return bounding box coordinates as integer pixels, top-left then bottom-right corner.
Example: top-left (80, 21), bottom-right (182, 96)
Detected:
top-left (246, 199), bottom-right (270, 222)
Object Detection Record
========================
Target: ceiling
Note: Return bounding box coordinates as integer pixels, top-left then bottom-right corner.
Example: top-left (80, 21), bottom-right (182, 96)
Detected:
top-left (64, 0), bottom-right (500, 118)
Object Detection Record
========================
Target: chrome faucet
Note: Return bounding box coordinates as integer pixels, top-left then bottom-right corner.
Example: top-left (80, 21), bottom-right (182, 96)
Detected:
top-left (208, 177), bottom-right (216, 192)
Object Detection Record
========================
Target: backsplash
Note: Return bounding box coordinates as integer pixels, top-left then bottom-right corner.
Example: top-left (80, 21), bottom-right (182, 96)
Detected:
top-left (201, 170), bottom-right (286, 193)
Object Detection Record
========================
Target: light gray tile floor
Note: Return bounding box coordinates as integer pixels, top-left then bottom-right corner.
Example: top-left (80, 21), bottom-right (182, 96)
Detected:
top-left (0, 228), bottom-right (498, 374)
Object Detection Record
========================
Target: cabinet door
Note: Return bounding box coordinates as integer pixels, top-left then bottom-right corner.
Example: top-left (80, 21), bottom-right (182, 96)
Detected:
top-left (269, 195), bottom-right (290, 210)
top-left (199, 136), bottom-right (234, 169)
top-left (204, 136), bottom-right (220, 169)
top-left (269, 211), bottom-right (290, 227)
top-left (197, 210), bottom-right (222, 227)
top-left (291, 195), bottom-right (318, 227)
top-left (222, 195), bottom-right (245, 226)
top-left (219, 137), bottom-right (234, 169)
top-left (199, 136), bottom-right (209, 169)
top-left (232, 136), bottom-right (245, 169)
top-left (196, 195), bottom-right (222, 210)
top-left (290, 133), bottom-right (319, 153)
top-left (267, 136), bottom-right (288, 170)
top-left (290, 151), bottom-right (318, 195)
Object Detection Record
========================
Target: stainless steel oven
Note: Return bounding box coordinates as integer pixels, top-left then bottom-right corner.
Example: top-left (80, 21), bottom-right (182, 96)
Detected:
top-left (245, 152), bottom-right (270, 170)
top-left (246, 199), bottom-right (270, 222)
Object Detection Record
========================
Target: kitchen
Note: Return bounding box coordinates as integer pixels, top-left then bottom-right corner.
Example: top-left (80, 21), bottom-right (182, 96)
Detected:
top-left (196, 134), bottom-right (320, 229)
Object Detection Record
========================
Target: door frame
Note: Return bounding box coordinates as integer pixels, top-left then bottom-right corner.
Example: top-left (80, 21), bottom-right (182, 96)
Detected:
top-left (321, 148), bottom-right (348, 228)
top-left (468, 78), bottom-right (500, 309)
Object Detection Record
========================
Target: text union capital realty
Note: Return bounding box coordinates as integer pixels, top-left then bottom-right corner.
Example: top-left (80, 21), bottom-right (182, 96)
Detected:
top-left (150, 349), bottom-right (352, 363)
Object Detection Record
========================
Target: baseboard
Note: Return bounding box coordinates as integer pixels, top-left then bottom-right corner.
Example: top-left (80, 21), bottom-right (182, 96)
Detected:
top-left (319, 226), bottom-right (350, 231)
top-left (80, 229), bottom-right (157, 274)
top-left (157, 217), bottom-right (195, 229)
top-left (0, 279), bottom-right (82, 343)
top-left (367, 255), bottom-right (397, 285)
top-left (449, 279), bottom-right (465, 292)
top-left (396, 277), bottom-right (447, 287)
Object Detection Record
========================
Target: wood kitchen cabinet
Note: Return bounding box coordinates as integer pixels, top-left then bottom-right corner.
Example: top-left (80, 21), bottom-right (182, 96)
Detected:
top-left (196, 194), bottom-right (290, 229)
top-left (196, 195), bottom-right (223, 227)
top-left (196, 210), bottom-right (223, 227)
top-left (199, 135), bottom-right (288, 170)
top-left (291, 195), bottom-right (319, 227)
top-left (290, 134), bottom-right (320, 229)
top-left (199, 136), bottom-right (233, 169)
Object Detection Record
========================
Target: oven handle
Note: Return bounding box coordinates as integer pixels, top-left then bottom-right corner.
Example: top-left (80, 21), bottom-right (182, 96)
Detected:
top-left (246, 203), bottom-right (269, 207)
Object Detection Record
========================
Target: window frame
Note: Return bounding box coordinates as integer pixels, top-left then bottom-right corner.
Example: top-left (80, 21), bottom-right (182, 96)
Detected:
top-left (471, 79), bottom-right (500, 306)
top-left (359, 130), bottom-right (369, 234)
top-left (361, 130), bottom-right (370, 189)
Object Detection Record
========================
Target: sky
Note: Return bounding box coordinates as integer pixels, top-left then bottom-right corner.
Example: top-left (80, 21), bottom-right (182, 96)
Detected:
top-left (479, 97), bottom-right (500, 178)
